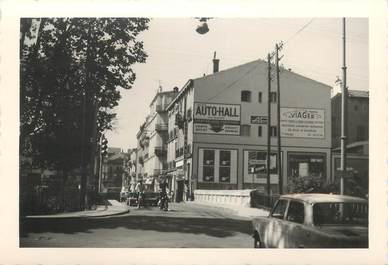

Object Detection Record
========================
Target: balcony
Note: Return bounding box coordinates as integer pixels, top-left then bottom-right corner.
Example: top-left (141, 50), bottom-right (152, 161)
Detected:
top-left (155, 104), bottom-right (166, 113)
top-left (154, 146), bottom-right (167, 157)
top-left (155, 123), bottom-right (168, 132)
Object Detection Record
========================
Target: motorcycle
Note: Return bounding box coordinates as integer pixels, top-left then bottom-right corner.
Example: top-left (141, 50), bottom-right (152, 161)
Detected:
top-left (159, 191), bottom-right (168, 211)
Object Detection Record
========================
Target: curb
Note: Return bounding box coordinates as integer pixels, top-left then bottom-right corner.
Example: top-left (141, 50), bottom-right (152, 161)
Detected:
top-left (24, 208), bottom-right (130, 220)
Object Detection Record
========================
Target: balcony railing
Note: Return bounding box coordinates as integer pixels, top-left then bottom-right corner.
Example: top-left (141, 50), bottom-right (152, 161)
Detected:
top-left (155, 123), bottom-right (168, 132)
top-left (154, 146), bottom-right (167, 157)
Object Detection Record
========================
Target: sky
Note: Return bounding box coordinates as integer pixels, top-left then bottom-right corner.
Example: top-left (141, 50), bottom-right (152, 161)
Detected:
top-left (105, 18), bottom-right (368, 151)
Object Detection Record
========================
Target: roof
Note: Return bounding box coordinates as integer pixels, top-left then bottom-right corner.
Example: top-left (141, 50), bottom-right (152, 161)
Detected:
top-left (280, 193), bottom-right (367, 204)
top-left (166, 58), bottom-right (332, 111)
top-left (332, 90), bottom-right (369, 100)
top-left (149, 90), bottom-right (178, 107)
top-left (348, 90), bottom-right (369, 98)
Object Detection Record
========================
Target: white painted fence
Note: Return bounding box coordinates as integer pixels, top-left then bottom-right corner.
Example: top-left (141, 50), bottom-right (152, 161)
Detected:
top-left (194, 189), bottom-right (253, 207)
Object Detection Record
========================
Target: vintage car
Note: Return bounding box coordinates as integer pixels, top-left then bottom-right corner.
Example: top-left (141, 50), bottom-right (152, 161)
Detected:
top-left (126, 191), bottom-right (160, 207)
top-left (252, 193), bottom-right (368, 248)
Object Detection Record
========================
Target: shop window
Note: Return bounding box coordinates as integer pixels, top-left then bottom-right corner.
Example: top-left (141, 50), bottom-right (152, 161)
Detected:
top-left (258, 92), bottom-right (263, 103)
top-left (288, 153), bottom-right (325, 179)
top-left (219, 150), bottom-right (231, 183)
top-left (247, 151), bottom-right (277, 174)
top-left (241, 125), bottom-right (251, 137)
top-left (258, 126), bottom-right (262, 137)
top-left (270, 126), bottom-right (277, 137)
top-left (270, 92), bottom-right (277, 103)
top-left (203, 150), bottom-right (215, 182)
top-left (241, 90), bottom-right (251, 102)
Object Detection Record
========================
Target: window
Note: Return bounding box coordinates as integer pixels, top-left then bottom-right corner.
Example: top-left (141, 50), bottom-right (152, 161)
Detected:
top-left (258, 126), bottom-right (262, 137)
top-left (203, 150), bottom-right (215, 182)
top-left (219, 151), bottom-right (231, 183)
top-left (271, 199), bottom-right (288, 219)
top-left (286, 201), bottom-right (305, 224)
top-left (241, 90), bottom-right (252, 102)
top-left (270, 126), bottom-right (277, 137)
top-left (248, 151), bottom-right (278, 174)
top-left (241, 125), bottom-right (251, 137)
top-left (270, 92), bottom-right (277, 103)
top-left (288, 153), bottom-right (325, 179)
top-left (357, 126), bottom-right (366, 141)
top-left (258, 92), bottom-right (263, 103)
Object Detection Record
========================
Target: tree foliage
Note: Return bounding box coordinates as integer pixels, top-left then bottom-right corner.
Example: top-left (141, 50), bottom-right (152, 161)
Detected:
top-left (20, 18), bottom-right (150, 172)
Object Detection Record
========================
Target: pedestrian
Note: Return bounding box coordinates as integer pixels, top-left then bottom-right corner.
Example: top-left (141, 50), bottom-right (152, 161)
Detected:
top-left (135, 179), bottom-right (145, 209)
top-left (184, 181), bottom-right (189, 202)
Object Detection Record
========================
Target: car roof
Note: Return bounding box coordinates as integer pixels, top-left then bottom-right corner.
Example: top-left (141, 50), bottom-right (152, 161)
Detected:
top-left (279, 193), bottom-right (368, 204)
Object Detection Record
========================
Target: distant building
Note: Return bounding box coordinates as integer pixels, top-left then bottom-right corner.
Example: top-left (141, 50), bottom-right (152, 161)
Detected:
top-left (331, 90), bottom-right (369, 196)
top-left (101, 148), bottom-right (127, 192)
top-left (166, 57), bottom-right (332, 199)
top-left (331, 90), bottom-right (369, 148)
top-left (135, 88), bottom-right (178, 191)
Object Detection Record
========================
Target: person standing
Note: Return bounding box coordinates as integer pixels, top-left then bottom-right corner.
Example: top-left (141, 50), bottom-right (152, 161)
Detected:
top-left (135, 180), bottom-right (145, 209)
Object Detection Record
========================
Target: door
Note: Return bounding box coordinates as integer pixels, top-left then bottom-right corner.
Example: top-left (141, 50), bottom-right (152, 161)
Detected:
top-left (283, 200), bottom-right (309, 248)
top-left (265, 199), bottom-right (288, 247)
top-left (175, 180), bottom-right (184, 202)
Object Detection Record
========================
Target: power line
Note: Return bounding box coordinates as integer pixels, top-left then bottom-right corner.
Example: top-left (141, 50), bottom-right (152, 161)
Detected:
top-left (284, 18), bottom-right (315, 46)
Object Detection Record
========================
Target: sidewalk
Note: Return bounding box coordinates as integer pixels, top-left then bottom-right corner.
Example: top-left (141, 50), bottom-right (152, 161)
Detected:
top-left (25, 200), bottom-right (129, 219)
top-left (189, 201), bottom-right (269, 218)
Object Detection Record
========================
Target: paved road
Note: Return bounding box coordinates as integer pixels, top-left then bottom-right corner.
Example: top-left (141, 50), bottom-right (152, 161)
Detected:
top-left (20, 203), bottom-right (253, 248)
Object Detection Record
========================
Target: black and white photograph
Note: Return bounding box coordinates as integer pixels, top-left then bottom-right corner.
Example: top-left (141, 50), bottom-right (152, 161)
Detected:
top-left (18, 16), bottom-right (370, 249)
top-left (2, 0), bottom-right (388, 264)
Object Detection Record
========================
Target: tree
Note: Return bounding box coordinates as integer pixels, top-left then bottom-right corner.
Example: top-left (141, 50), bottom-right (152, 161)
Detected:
top-left (20, 18), bottom-right (150, 211)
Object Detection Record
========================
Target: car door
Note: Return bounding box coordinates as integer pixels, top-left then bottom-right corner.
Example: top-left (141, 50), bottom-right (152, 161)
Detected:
top-left (283, 200), bottom-right (310, 248)
top-left (264, 199), bottom-right (289, 248)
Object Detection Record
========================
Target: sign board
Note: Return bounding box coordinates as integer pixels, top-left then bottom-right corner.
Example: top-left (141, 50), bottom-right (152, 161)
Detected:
top-left (250, 115), bottom-right (268, 124)
top-left (280, 108), bottom-right (325, 138)
top-left (194, 123), bottom-right (240, 135)
top-left (194, 102), bottom-right (240, 123)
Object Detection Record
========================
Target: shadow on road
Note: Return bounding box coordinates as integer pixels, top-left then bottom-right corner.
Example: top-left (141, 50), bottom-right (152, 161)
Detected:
top-left (20, 214), bottom-right (252, 239)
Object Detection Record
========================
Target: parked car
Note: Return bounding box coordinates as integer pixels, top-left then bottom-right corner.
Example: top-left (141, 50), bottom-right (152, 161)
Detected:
top-left (252, 193), bottom-right (368, 248)
top-left (126, 191), bottom-right (160, 207)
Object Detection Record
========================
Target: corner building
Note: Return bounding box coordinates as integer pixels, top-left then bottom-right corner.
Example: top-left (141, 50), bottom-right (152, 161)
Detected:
top-left (166, 59), bottom-right (332, 197)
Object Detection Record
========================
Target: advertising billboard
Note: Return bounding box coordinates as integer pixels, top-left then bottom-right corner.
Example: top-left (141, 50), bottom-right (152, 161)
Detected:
top-left (280, 108), bottom-right (325, 138)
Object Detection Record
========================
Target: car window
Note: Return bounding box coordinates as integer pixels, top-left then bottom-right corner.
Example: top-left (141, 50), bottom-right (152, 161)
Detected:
top-left (271, 199), bottom-right (288, 219)
top-left (313, 202), bottom-right (368, 226)
top-left (286, 201), bottom-right (305, 224)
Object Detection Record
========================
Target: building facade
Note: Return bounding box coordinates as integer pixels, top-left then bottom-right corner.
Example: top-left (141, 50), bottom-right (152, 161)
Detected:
top-left (136, 89), bottom-right (178, 191)
top-left (166, 58), bottom-right (332, 197)
top-left (331, 90), bottom-right (369, 148)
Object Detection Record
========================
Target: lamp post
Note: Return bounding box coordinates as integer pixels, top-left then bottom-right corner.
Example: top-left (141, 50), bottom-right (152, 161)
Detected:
top-left (340, 17), bottom-right (348, 195)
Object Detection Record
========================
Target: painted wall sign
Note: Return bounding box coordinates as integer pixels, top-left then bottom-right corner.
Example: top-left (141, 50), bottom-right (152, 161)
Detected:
top-left (194, 123), bottom-right (240, 135)
top-left (280, 108), bottom-right (325, 138)
top-left (194, 102), bottom-right (240, 122)
top-left (250, 115), bottom-right (268, 124)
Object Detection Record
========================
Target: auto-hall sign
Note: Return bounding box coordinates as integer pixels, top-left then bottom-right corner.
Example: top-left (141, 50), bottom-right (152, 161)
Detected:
top-left (194, 103), bottom-right (240, 135)
top-left (280, 108), bottom-right (325, 139)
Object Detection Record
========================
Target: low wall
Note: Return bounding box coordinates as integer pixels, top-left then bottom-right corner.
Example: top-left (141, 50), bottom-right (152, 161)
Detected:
top-left (194, 189), bottom-right (253, 207)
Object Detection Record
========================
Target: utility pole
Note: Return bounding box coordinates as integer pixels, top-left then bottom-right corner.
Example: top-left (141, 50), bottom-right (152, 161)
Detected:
top-left (275, 43), bottom-right (283, 194)
top-left (266, 53), bottom-right (272, 205)
top-left (340, 17), bottom-right (348, 195)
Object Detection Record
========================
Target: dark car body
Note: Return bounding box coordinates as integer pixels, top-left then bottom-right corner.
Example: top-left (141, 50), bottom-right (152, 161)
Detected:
top-left (126, 191), bottom-right (160, 206)
top-left (252, 193), bottom-right (368, 248)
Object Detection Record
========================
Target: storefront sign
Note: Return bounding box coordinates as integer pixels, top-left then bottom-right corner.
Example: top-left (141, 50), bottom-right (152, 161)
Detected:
top-left (280, 108), bottom-right (325, 138)
top-left (250, 115), bottom-right (268, 124)
top-left (194, 123), bottom-right (240, 135)
top-left (194, 102), bottom-right (240, 122)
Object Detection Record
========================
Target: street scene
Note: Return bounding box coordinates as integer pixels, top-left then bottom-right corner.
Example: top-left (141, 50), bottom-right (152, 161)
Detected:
top-left (20, 17), bottom-right (369, 248)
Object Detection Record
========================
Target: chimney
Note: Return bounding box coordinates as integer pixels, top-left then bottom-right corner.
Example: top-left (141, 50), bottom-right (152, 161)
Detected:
top-left (212, 51), bottom-right (219, 73)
